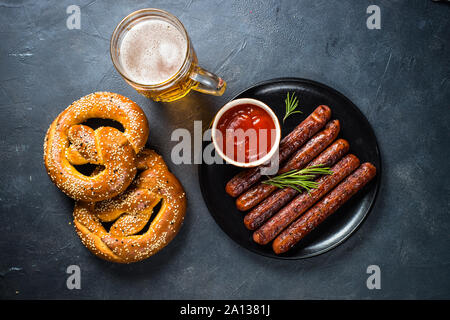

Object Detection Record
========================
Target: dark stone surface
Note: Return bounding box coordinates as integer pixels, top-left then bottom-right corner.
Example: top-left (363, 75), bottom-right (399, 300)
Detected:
top-left (0, 0), bottom-right (449, 299)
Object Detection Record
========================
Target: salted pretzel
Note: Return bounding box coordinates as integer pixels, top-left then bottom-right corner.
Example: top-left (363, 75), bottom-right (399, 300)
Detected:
top-left (73, 149), bottom-right (187, 263)
top-left (44, 92), bottom-right (149, 202)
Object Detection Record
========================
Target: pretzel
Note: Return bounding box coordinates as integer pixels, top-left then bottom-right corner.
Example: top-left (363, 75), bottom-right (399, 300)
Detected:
top-left (73, 149), bottom-right (187, 263)
top-left (44, 92), bottom-right (149, 202)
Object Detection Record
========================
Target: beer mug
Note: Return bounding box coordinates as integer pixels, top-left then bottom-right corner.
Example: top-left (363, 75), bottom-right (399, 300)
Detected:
top-left (110, 8), bottom-right (226, 102)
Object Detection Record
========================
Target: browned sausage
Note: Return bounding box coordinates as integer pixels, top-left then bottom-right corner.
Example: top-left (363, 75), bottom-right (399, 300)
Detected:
top-left (253, 154), bottom-right (360, 245)
top-left (225, 105), bottom-right (331, 197)
top-left (235, 120), bottom-right (340, 211)
top-left (244, 139), bottom-right (349, 230)
top-left (272, 162), bottom-right (377, 254)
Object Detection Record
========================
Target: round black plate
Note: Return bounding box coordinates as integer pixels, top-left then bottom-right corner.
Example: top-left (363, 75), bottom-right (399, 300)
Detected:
top-left (199, 78), bottom-right (381, 259)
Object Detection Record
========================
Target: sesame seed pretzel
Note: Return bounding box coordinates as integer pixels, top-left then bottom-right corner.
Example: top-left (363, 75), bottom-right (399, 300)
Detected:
top-left (44, 92), bottom-right (149, 202)
top-left (73, 149), bottom-right (187, 263)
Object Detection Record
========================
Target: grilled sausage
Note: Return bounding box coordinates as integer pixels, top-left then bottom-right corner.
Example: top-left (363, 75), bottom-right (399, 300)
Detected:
top-left (244, 139), bottom-right (349, 230)
top-left (272, 162), bottom-right (377, 254)
top-left (225, 105), bottom-right (331, 197)
top-left (236, 120), bottom-right (340, 212)
top-left (253, 154), bottom-right (360, 244)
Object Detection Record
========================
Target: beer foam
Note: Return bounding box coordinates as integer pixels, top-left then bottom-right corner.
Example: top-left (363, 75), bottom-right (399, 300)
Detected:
top-left (119, 19), bottom-right (187, 85)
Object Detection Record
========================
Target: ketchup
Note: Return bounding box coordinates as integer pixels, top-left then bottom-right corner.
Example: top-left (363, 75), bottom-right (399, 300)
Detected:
top-left (217, 104), bottom-right (276, 163)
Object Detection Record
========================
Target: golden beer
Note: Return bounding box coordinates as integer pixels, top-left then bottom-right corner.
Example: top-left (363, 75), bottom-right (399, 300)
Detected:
top-left (110, 9), bottom-right (226, 102)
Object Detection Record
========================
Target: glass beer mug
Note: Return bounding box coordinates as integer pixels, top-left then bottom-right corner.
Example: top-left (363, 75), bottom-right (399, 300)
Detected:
top-left (110, 8), bottom-right (226, 102)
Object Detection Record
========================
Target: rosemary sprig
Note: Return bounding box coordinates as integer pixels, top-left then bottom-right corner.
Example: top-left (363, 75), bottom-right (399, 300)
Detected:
top-left (283, 92), bottom-right (302, 123)
top-left (262, 165), bottom-right (333, 193)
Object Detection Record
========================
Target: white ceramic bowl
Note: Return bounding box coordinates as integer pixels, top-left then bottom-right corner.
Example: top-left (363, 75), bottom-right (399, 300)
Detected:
top-left (211, 98), bottom-right (281, 168)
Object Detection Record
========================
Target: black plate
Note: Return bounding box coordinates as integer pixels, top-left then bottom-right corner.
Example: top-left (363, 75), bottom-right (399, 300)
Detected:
top-left (199, 78), bottom-right (381, 259)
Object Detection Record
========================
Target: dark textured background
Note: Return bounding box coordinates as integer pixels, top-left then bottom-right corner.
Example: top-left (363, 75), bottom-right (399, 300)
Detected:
top-left (0, 0), bottom-right (449, 299)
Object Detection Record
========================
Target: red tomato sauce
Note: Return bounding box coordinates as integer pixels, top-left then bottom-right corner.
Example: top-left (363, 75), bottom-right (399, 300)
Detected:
top-left (216, 104), bottom-right (276, 163)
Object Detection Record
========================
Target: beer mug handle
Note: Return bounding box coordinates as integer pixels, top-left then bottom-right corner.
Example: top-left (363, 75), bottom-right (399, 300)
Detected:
top-left (190, 66), bottom-right (226, 96)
